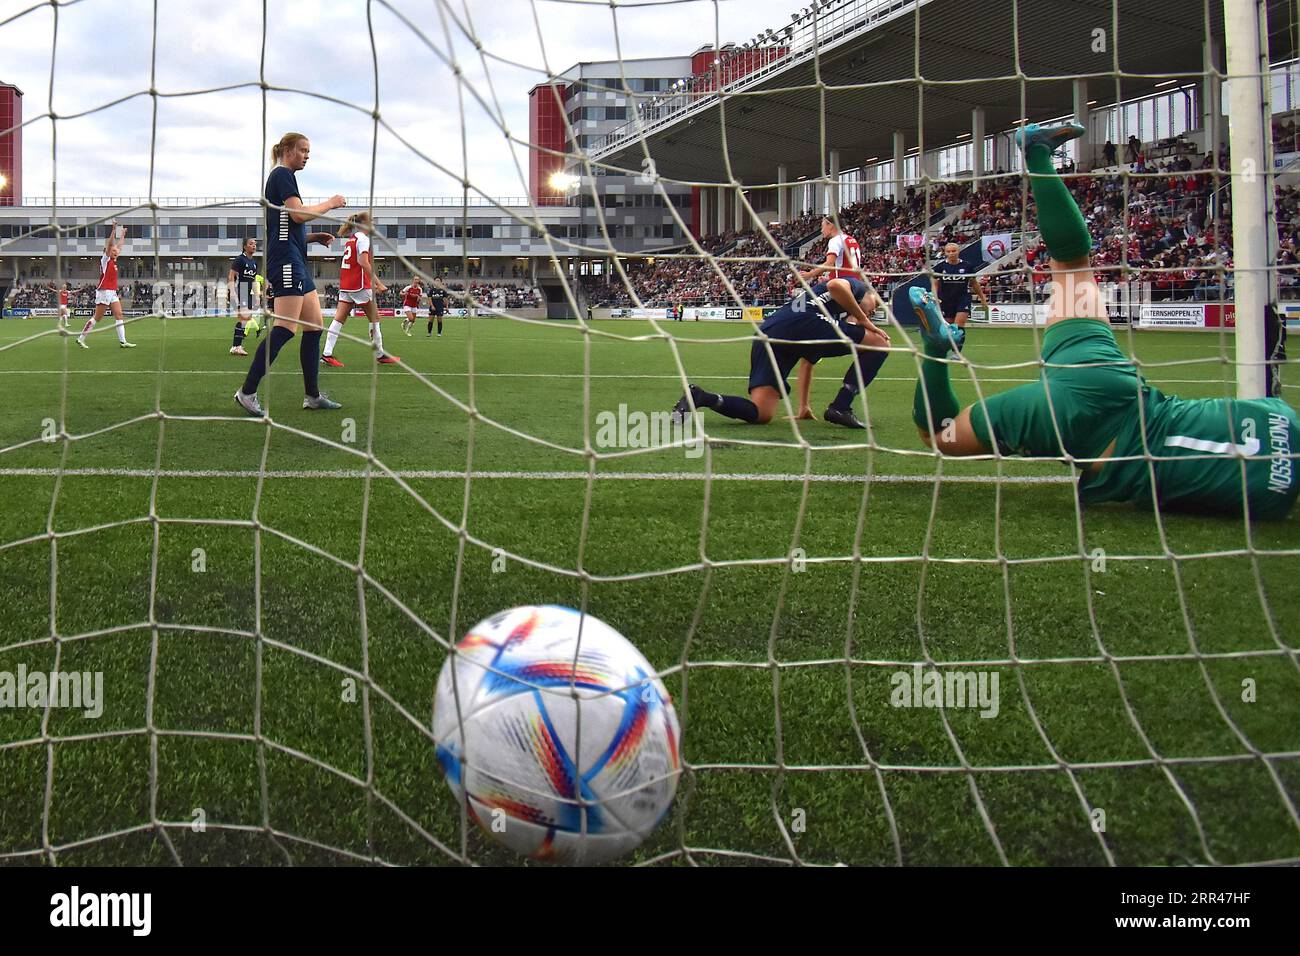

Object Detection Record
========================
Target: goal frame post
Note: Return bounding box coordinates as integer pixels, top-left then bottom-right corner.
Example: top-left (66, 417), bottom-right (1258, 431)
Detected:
top-left (1224, 0), bottom-right (1277, 399)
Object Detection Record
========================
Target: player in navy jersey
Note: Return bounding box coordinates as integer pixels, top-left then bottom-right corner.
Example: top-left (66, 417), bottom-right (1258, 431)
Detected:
top-left (234, 132), bottom-right (345, 416)
top-left (670, 277), bottom-right (890, 429)
top-left (227, 238), bottom-right (258, 355)
top-left (428, 286), bottom-right (446, 336)
top-left (930, 242), bottom-right (989, 351)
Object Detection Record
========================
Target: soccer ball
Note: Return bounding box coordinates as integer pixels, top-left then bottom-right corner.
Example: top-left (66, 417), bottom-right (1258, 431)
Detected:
top-left (433, 605), bottom-right (681, 864)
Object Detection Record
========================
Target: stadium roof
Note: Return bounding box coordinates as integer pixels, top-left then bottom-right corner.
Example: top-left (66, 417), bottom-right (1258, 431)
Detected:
top-left (591, 0), bottom-right (1299, 186)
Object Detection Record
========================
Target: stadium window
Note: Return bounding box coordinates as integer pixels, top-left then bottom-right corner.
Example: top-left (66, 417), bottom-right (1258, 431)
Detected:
top-left (1155, 97), bottom-right (1170, 140)
top-left (384, 225), bottom-right (400, 239)
top-left (609, 106), bottom-right (627, 120)
top-left (1273, 71), bottom-right (1288, 113)
top-left (471, 225), bottom-right (492, 239)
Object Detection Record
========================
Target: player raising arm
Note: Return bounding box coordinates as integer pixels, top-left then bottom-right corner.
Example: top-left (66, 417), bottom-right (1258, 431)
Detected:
top-left (671, 278), bottom-right (888, 429)
top-left (321, 212), bottom-right (398, 366)
top-left (910, 122), bottom-right (1299, 519)
top-left (76, 219), bottom-right (135, 350)
top-left (234, 132), bottom-right (344, 416)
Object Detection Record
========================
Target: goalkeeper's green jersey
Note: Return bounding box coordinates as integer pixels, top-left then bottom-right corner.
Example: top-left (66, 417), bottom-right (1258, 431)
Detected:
top-left (970, 318), bottom-right (1299, 519)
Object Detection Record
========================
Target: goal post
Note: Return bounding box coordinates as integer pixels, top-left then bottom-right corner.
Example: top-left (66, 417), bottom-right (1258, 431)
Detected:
top-left (1225, 0), bottom-right (1275, 399)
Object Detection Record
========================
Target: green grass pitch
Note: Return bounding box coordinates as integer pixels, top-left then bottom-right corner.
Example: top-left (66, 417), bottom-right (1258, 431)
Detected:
top-left (0, 312), bottom-right (1297, 866)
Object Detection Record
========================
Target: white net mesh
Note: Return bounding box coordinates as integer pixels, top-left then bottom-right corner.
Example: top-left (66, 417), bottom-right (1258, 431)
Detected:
top-left (0, 0), bottom-right (1298, 866)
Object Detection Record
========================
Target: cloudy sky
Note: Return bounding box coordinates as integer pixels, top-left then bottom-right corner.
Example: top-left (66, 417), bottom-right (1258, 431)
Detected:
top-left (0, 0), bottom-right (801, 203)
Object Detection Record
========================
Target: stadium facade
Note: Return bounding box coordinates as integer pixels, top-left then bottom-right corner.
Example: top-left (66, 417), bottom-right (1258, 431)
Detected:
top-left (3, 0), bottom-right (1300, 318)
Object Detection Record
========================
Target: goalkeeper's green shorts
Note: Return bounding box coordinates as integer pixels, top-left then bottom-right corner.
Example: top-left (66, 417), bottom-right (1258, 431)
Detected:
top-left (969, 318), bottom-right (1300, 519)
top-left (969, 318), bottom-right (1138, 467)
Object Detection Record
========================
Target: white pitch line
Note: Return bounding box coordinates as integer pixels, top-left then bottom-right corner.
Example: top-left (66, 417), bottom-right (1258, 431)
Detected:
top-left (0, 467), bottom-right (1074, 484)
top-left (0, 368), bottom-right (1247, 386)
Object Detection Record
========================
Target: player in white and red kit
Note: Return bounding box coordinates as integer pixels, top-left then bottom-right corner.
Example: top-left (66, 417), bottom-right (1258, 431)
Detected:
top-left (786, 215), bottom-right (877, 421)
top-left (399, 279), bottom-right (423, 336)
top-left (799, 215), bottom-right (863, 283)
top-left (57, 283), bottom-right (69, 329)
top-left (77, 219), bottom-right (136, 349)
top-left (321, 212), bottom-right (398, 366)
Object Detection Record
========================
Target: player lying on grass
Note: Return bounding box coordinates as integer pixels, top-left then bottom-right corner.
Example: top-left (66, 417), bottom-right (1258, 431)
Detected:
top-left (321, 212), bottom-right (399, 367)
top-left (670, 277), bottom-right (890, 429)
top-left (76, 219), bottom-right (136, 350)
top-left (910, 121), bottom-right (1299, 519)
top-left (234, 132), bottom-right (345, 416)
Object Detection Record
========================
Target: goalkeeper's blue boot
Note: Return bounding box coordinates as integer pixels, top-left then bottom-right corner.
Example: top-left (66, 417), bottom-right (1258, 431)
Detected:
top-left (1014, 121), bottom-right (1085, 156)
top-left (909, 287), bottom-right (962, 354)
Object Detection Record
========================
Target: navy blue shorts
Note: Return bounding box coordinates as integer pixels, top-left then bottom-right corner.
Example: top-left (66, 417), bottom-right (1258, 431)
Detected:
top-left (269, 258), bottom-right (315, 297)
top-left (747, 316), bottom-right (866, 395)
top-left (940, 296), bottom-right (972, 318)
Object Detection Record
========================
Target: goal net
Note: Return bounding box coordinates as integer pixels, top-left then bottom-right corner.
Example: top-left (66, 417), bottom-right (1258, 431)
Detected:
top-left (0, 0), bottom-right (1297, 867)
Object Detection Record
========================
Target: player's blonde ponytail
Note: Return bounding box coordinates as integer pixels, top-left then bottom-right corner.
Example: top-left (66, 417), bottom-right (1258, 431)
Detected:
top-left (337, 212), bottom-right (372, 239)
top-left (271, 132), bottom-right (307, 164)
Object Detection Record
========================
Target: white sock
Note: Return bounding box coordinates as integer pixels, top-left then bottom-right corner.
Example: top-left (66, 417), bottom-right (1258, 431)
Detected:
top-left (115, 319), bottom-right (127, 344)
top-left (79, 318), bottom-right (93, 339)
top-left (370, 321), bottom-right (384, 355)
top-left (324, 319), bottom-right (344, 357)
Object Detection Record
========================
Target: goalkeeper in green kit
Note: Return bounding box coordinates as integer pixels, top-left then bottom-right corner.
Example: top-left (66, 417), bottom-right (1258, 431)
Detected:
top-left (909, 122), bottom-right (1298, 520)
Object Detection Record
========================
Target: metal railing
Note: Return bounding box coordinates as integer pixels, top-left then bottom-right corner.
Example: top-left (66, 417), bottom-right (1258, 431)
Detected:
top-left (593, 0), bottom-right (919, 157)
top-left (11, 196), bottom-right (536, 210)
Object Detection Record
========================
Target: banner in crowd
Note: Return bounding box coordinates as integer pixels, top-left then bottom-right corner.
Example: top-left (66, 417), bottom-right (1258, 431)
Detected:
top-left (896, 234), bottom-right (925, 250)
top-left (31, 308), bottom-right (60, 316)
top-left (1284, 303), bottom-right (1300, 330)
top-left (983, 303), bottom-right (1049, 325)
top-left (724, 307), bottom-right (744, 320)
top-left (2, 308), bottom-right (31, 317)
top-left (1138, 304), bottom-right (1205, 328)
top-left (743, 307), bottom-right (763, 322)
top-left (980, 234), bottom-right (1013, 263)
